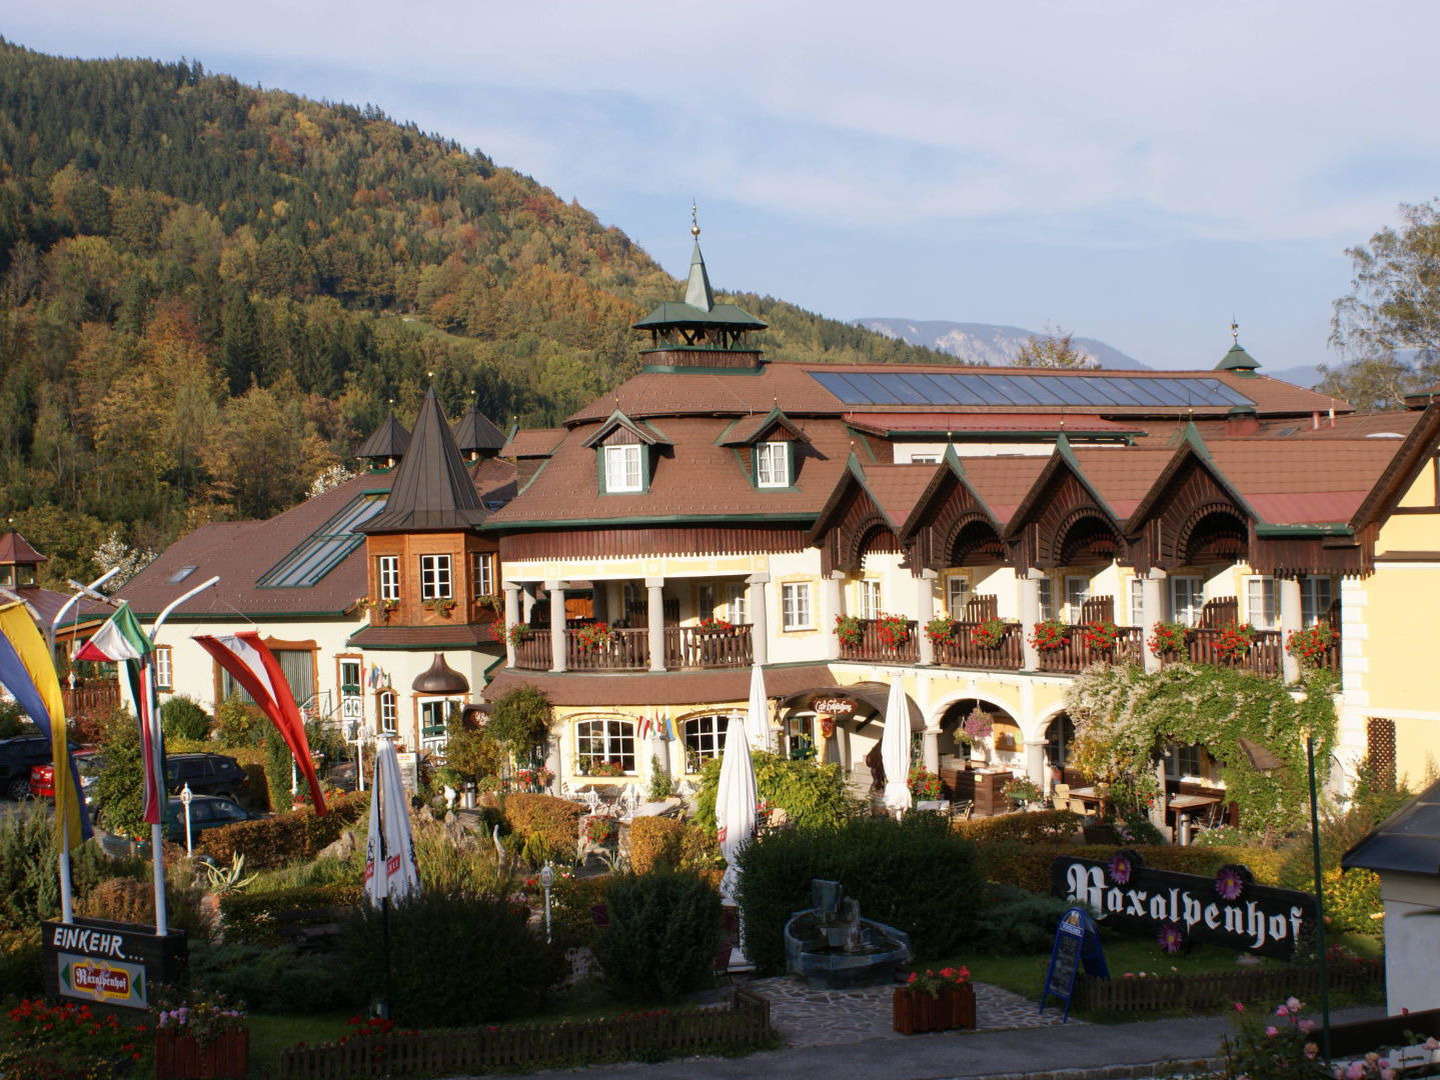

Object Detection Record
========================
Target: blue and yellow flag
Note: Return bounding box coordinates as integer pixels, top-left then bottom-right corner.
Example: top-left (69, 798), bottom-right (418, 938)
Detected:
top-left (0, 601), bottom-right (91, 846)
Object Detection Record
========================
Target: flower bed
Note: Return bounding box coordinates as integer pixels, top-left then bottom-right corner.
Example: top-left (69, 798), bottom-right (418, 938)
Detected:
top-left (0, 999), bottom-right (150, 1077)
top-left (1074, 957), bottom-right (1380, 1012)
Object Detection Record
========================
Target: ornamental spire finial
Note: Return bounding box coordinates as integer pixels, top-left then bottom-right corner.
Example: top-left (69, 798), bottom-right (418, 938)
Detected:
top-left (690, 200), bottom-right (700, 238)
top-left (1231, 317), bottom-right (1239, 345)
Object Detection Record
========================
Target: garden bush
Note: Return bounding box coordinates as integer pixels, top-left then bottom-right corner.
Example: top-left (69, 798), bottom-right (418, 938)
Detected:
top-left (0, 803), bottom-right (145, 931)
top-left (737, 813), bottom-right (984, 973)
top-left (0, 929), bottom-right (42, 997)
top-left (693, 751), bottom-right (857, 833)
top-left (218, 882), bottom-right (362, 943)
top-left (93, 706), bottom-right (146, 838)
top-left (502, 793), bottom-right (583, 864)
top-left (76, 873), bottom-right (214, 939)
top-left (1321, 866), bottom-right (1383, 938)
top-left (973, 842), bottom-right (1286, 895)
top-left (955, 809), bottom-right (1084, 844)
top-left (977, 884), bottom-right (1075, 953)
top-left (160, 696), bottom-right (210, 741)
top-left (628, 816), bottom-right (685, 874)
top-left (548, 873), bottom-right (610, 948)
top-left (593, 871), bottom-right (722, 1002)
top-left (191, 940), bottom-right (365, 1013)
top-left (214, 696), bottom-right (263, 746)
top-left (342, 891), bottom-right (563, 1026)
top-left (197, 790), bottom-right (368, 869)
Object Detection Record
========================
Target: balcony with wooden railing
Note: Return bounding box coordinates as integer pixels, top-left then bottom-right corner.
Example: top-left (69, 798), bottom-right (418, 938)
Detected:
top-left (63, 682), bottom-right (119, 722)
top-left (663, 624), bottom-right (753, 669)
top-left (838, 618), bottom-right (920, 664)
top-left (567, 627), bottom-right (650, 671)
top-left (1036, 624), bottom-right (1145, 674)
top-left (1182, 627), bottom-right (1283, 678)
top-left (931, 621), bottom-right (1024, 671)
top-left (512, 632), bottom-right (553, 671)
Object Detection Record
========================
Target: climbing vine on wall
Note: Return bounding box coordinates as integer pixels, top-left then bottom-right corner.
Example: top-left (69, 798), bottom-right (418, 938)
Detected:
top-left (1065, 663), bottom-right (1340, 836)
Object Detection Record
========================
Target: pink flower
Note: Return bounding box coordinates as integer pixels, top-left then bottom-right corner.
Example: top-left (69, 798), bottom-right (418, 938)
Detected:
top-left (1424, 1038), bottom-right (1439, 1051)
top-left (1286, 996), bottom-right (1302, 1011)
top-left (1233, 1002), bottom-right (1246, 1012)
top-left (1265, 1026), bottom-right (1279, 1038)
top-left (1276, 1005), bottom-right (1291, 1017)
top-left (1346, 1062), bottom-right (1366, 1080)
top-left (1299, 1020), bottom-right (1317, 1033)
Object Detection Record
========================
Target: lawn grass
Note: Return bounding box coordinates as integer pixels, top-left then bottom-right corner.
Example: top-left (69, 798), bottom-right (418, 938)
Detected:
top-left (248, 1013), bottom-right (351, 1078)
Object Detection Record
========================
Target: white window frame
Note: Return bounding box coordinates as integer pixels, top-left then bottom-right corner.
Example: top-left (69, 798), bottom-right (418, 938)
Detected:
top-left (471, 552), bottom-right (494, 598)
top-left (575, 717), bottom-right (637, 774)
top-left (1171, 575), bottom-right (1204, 627)
top-left (682, 713), bottom-right (733, 770)
top-left (755, 441), bottom-right (791, 488)
top-left (724, 583), bottom-right (749, 625)
top-left (909, 454), bottom-right (940, 464)
top-left (420, 554), bottom-right (452, 600)
top-left (1128, 578), bottom-right (1145, 628)
top-left (1301, 575), bottom-right (1334, 627)
top-left (1246, 576), bottom-right (1279, 630)
top-left (781, 582), bottom-right (812, 631)
top-left (378, 690), bottom-right (398, 733)
top-left (946, 576), bottom-right (970, 619)
top-left (377, 555), bottom-right (399, 601)
top-left (858, 579), bottom-right (882, 621)
top-left (1064, 575), bottom-right (1090, 623)
top-left (604, 444), bottom-right (643, 493)
top-left (419, 697), bottom-right (455, 750)
top-left (154, 645), bottom-right (173, 692)
top-left (1037, 577), bottom-right (1056, 621)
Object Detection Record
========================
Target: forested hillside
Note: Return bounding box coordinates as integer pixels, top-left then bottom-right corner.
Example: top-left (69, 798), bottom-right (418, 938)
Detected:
top-left (0, 40), bottom-right (946, 584)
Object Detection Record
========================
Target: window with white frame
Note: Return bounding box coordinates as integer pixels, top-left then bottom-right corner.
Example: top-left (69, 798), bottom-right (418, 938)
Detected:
top-left (420, 554), bottom-right (452, 600)
top-left (858, 579), bottom-right (881, 620)
top-left (782, 582), bottom-right (812, 630)
top-left (1064, 575), bottom-right (1090, 622)
top-left (1246, 576), bottom-right (1279, 629)
top-left (946, 576), bottom-right (970, 618)
top-left (154, 645), bottom-right (173, 692)
top-left (755, 441), bottom-right (791, 487)
top-left (1171, 575), bottom-right (1204, 627)
top-left (471, 552), bottom-right (494, 598)
top-left (1128, 578), bottom-right (1145, 627)
top-left (724, 583), bottom-right (748, 625)
top-left (1037, 577), bottom-right (1055, 621)
top-left (575, 717), bottom-right (636, 774)
top-left (377, 555), bottom-right (399, 601)
top-left (378, 690), bottom-right (397, 733)
top-left (909, 453), bottom-right (939, 464)
top-left (1301, 576), bottom-right (1334, 626)
top-left (682, 714), bottom-right (731, 769)
top-left (604, 444), bottom-right (643, 493)
top-left (419, 698), bottom-right (456, 749)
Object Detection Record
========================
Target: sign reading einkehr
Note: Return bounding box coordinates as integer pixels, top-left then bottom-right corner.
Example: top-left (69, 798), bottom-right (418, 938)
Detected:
top-left (42, 918), bottom-right (187, 1015)
top-left (1050, 854), bottom-right (1316, 959)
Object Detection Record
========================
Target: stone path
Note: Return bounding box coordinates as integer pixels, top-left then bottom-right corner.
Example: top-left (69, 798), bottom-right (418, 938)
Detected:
top-left (744, 976), bottom-right (1080, 1048)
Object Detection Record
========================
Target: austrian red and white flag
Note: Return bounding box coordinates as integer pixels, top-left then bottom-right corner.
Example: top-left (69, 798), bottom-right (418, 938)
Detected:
top-left (192, 632), bottom-right (328, 814)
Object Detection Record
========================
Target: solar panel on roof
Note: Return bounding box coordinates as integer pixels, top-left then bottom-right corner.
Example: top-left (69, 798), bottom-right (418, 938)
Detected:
top-left (878, 374), bottom-right (932, 405)
top-left (258, 493), bottom-right (386, 588)
top-left (911, 373), bottom-right (965, 405)
top-left (809, 370), bottom-right (1254, 410)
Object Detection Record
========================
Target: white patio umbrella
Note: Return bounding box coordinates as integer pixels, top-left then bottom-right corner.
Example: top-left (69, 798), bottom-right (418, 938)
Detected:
top-left (881, 676), bottom-right (914, 813)
top-left (744, 663), bottom-right (769, 752)
top-left (364, 736), bottom-right (421, 909)
top-left (716, 705), bottom-right (757, 908)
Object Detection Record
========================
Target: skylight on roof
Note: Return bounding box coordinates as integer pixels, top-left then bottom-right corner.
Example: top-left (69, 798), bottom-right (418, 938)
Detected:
top-left (257, 494), bottom-right (387, 589)
top-left (807, 370), bottom-right (1253, 410)
top-left (168, 566), bottom-right (197, 584)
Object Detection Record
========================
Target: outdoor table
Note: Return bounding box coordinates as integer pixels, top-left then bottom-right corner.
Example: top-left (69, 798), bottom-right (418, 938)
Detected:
top-left (1168, 793), bottom-right (1222, 845)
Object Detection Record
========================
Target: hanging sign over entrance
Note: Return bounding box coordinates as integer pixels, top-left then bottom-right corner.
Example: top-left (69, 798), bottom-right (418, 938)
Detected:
top-left (811, 696), bottom-right (855, 716)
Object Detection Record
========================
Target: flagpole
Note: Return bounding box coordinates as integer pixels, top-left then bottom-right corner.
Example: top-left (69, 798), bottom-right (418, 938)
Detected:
top-left (148, 576), bottom-right (219, 936)
top-left (48, 568), bottom-right (121, 925)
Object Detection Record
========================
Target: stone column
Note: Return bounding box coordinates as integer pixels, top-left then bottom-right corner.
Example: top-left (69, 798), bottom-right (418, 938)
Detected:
top-left (922, 726), bottom-right (941, 774)
top-left (647, 577), bottom-right (666, 673)
top-left (521, 585), bottom-right (536, 623)
top-left (746, 573), bottom-right (770, 665)
top-left (915, 569), bottom-right (938, 665)
top-left (1017, 571), bottom-right (1042, 671)
top-left (823, 571), bottom-right (845, 660)
top-left (1141, 570), bottom-right (1167, 674)
top-left (1025, 740), bottom-right (1048, 790)
top-left (1279, 576), bottom-right (1303, 683)
top-left (503, 583), bottom-right (521, 667)
top-left (545, 579), bottom-right (566, 673)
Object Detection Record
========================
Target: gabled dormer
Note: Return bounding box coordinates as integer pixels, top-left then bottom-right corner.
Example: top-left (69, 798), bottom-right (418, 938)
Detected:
top-left (0, 531), bottom-right (44, 588)
top-left (582, 410), bottom-right (672, 495)
top-left (719, 407), bottom-right (811, 490)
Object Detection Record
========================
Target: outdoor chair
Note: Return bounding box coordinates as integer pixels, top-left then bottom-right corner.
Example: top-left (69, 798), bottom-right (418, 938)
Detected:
top-left (1067, 798), bottom-right (1094, 817)
top-left (950, 799), bottom-right (974, 820)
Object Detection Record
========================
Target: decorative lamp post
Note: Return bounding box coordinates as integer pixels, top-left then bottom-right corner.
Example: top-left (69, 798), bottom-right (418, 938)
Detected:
top-left (539, 862), bottom-right (555, 944)
top-left (179, 782), bottom-right (194, 856)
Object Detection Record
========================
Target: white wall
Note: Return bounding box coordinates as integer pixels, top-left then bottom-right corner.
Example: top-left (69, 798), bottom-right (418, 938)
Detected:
top-left (1378, 871), bottom-right (1440, 1015)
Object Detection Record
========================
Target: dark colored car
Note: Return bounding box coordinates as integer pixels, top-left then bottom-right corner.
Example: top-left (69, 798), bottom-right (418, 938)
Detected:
top-left (164, 753), bottom-right (248, 800)
top-left (163, 794), bottom-right (263, 843)
top-left (1, 736), bottom-right (54, 801)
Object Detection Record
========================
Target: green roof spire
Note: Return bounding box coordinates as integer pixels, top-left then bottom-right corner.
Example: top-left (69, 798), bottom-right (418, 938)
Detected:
top-left (1216, 320), bottom-right (1261, 374)
top-left (684, 205), bottom-right (715, 312)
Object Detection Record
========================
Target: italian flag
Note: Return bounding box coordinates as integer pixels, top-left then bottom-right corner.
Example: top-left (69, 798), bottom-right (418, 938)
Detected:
top-left (77, 602), bottom-right (162, 823)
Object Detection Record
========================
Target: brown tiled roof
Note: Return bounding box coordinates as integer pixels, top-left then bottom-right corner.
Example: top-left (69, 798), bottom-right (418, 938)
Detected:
top-left (483, 663), bottom-right (836, 707)
top-left (4, 587), bottom-right (111, 633)
top-left (844, 412), bottom-right (1137, 436)
top-left (348, 624), bottom-right (501, 650)
top-left (502, 428), bottom-right (566, 458)
top-left (857, 465), bottom-right (937, 527)
top-left (0, 532), bottom-right (46, 564)
top-left (1070, 448), bottom-right (1177, 519)
top-left (487, 415), bottom-right (855, 525)
top-left (953, 456), bottom-right (1050, 526)
top-left (1203, 438), bottom-right (1401, 524)
top-left (719, 409), bottom-right (807, 446)
top-left (363, 388), bottom-right (488, 534)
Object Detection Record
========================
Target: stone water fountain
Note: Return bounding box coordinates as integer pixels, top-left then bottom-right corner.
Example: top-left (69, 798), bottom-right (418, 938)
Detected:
top-left (783, 879), bottom-right (911, 989)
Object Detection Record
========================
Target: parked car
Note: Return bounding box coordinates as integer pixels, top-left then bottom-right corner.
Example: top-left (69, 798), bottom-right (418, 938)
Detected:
top-left (29, 749), bottom-right (103, 800)
top-left (162, 794), bottom-right (263, 843)
top-left (1, 736), bottom-right (56, 801)
top-left (163, 753), bottom-right (248, 800)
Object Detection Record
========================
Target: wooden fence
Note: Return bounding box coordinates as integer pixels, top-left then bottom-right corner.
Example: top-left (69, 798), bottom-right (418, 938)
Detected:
top-left (278, 989), bottom-right (774, 1079)
top-left (838, 618), bottom-right (919, 664)
top-left (1074, 957), bottom-right (1381, 1012)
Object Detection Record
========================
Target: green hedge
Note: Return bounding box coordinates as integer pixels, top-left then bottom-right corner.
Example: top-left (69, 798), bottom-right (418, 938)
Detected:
top-left (628, 817), bottom-right (686, 874)
top-left (197, 791), bottom-right (367, 869)
top-left (974, 842), bottom-right (1287, 895)
top-left (594, 872), bottom-right (722, 1002)
top-left (736, 813), bottom-right (984, 973)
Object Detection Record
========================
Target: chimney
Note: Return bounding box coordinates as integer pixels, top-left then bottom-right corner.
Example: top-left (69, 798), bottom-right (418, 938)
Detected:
top-left (1225, 405), bottom-right (1260, 436)
top-left (1311, 411), bottom-right (1320, 430)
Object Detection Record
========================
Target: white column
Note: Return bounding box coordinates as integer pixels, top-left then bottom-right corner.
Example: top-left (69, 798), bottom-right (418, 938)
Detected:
top-left (1141, 570), bottom-right (1167, 674)
top-left (1279, 576), bottom-right (1302, 683)
top-left (503, 583), bottom-right (521, 667)
top-left (916, 569), bottom-right (938, 666)
top-left (747, 573), bottom-right (770, 665)
top-left (923, 726), bottom-right (941, 774)
top-left (1018, 571), bottom-right (1042, 671)
top-left (521, 585), bottom-right (536, 623)
top-left (545, 579), bottom-right (567, 673)
top-left (823, 571), bottom-right (845, 660)
top-left (647, 577), bottom-right (666, 673)
top-left (1025, 740), bottom-right (1047, 788)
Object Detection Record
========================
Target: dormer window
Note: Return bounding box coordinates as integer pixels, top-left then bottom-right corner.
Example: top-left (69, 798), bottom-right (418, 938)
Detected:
top-left (604, 444), bottom-right (644, 493)
top-left (756, 442), bottom-right (791, 488)
top-left (420, 554), bottom-right (452, 600)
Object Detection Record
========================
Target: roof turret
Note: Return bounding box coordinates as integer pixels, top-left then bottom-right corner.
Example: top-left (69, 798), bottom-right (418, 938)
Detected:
top-left (361, 388), bottom-right (487, 534)
top-left (1216, 322), bottom-right (1261, 375)
top-left (453, 400), bottom-right (507, 460)
top-left (356, 413), bottom-right (411, 467)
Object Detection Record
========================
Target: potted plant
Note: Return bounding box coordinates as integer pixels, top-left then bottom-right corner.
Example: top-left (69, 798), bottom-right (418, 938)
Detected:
top-left (894, 966), bottom-right (975, 1034)
top-left (970, 617), bottom-right (1010, 649)
top-left (1147, 620), bottom-right (1188, 660)
top-left (696, 616), bottom-right (734, 633)
top-left (925, 615), bottom-right (958, 645)
top-left (834, 614), bottom-right (865, 648)
top-left (1213, 623), bottom-right (1255, 661)
top-left (1286, 623), bottom-right (1337, 667)
top-left (1002, 775), bottom-right (1042, 808)
top-left (584, 815), bottom-right (618, 846)
top-left (874, 613), bottom-right (913, 650)
top-left (587, 759), bottom-right (626, 778)
top-left (574, 621), bottom-right (614, 651)
top-left (908, 767), bottom-right (944, 800)
top-left (1029, 618), bottom-right (1070, 652)
top-left (154, 997), bottom-right (248, 1080)
top-left (961, 707), bottom-right (993, 764)
top-left (422, 596), bottom-right (457, 618)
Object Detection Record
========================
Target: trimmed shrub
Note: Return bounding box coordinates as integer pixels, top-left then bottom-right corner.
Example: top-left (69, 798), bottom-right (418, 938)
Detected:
top-left (218, 882), bottom-right (361, 943)
top-left (342, 892), bottom-right (564, 1026)
top-left (502, 793), bottom-right (583, 864)
top-left (593, 872), bottom-right (722, 1002)
top-left (955, 809), bottom-right (1084, 845)
top-left (978, 884), bottom-right (1074, 953)
top-left (737, 814), bottom-right (984, 973)
top-left (1323, 866), bottom-right (1383, 939)
top-left (191, 941), bottom-right (364, 1013)
top-left (974, 842), bottom-right (1287, 895)
top-left (548, 873), bottom-right (609, 949)
top-left (160, 696), bottom-right (210, 741)
top-left (76, 874), bottom-right (213, 939)
top-left (214, 696), bottom-right (264, 746)
top-left (693, 752), bottom-right (856, 833)
top-left (0, 929), bottom-right (42, 997)
top-left (197, 791), bottom-right (368, 869)
top-left (628, 817), bottom-right (685, 874)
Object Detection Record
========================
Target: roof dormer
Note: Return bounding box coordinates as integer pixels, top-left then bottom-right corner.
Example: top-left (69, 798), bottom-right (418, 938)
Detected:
top-left (720, 407), bottom-right (812, 490)
top-left (583, 410), bottom-right (672, 495)
top-left (0, 531), bottom-right (44, 588)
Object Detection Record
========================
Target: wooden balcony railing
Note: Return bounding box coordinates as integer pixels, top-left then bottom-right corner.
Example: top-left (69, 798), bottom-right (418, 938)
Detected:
top-left (512, 632), bottom-right (552, 671)
top-left (664, 624), bottom-right (753, 669)
top-left (1184, 627), bottom-right (1282, 677)
top-left (566, 627), bottom-right (649, 671)
top-left (1036, 625), bottom-right (1145, 674)
top-left (838, 619), bottom-right (920, 664)
top-left (63, 682), bottom-right (119, 721)
top-left (931, 621), bottom-right (1023, 670)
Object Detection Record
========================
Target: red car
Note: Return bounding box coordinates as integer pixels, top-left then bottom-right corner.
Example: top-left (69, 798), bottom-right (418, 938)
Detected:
top-left (29, 749), bottom-right (102, 800)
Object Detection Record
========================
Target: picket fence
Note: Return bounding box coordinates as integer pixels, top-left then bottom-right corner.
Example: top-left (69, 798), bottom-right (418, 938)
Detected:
top-left (1075, 957), bottom-right (1381, 1012)
top-left (278, 989), bottom-right (774, 1079)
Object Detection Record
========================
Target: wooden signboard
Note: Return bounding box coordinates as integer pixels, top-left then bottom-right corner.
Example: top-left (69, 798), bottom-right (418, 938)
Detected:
top-left (1038, 906), bottom-right (1105, 1022)
top-left (42, 917), bottom-right (187, 1018)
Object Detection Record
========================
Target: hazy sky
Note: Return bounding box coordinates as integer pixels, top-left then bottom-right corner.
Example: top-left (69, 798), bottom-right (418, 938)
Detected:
top-left (10, 1), bottom-right (1440, 370)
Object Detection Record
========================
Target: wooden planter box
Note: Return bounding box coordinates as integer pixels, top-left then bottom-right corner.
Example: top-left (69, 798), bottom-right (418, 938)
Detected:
top-left (893, 983), bottom-right (976, 1035)
top-left (155, 1028), bottom-right (249, 1080)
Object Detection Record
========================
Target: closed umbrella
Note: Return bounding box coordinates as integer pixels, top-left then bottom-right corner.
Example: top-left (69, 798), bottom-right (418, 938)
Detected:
top-left (881, 676), bottom-right (913, 813)
top-left (716, 706), bottom-right (757, 908)
top-left (745, 663), bottom-right (769, 752)
top-left (365, 736), bottom-right (421, 907)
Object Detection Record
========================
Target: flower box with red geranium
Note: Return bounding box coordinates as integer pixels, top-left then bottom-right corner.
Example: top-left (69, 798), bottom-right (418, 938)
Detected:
top-left (1213, 623), bottom-right (1255, 661)
top-left (874, 613), bottom-right (913, 650)
top-left (695, 617), bottom-right (734, 633)
top-left (1029, 618), bottom-right (1070, 652)
top-left (925, 615), bottom-right (958, 645)
top-left (574, 622), bottom-right (614, 651)
top-left (1148, 621), bottom-right (1188, 659)
top-left (1286, 624), bottom-right (1337, 667)
top-left (586, 759), bottom-right (626, 778)
top-left (834, 615), bottom-right (864, 647)
top-left (970, 618), bottom-right (1010, 649)
top-left (908, 767), bottom-right (944, 800)
top-left (893, 966), bottom-right (975, 1034)
top-left (1080, 620), bottom-right (1124, 653)
top-left (503, 622), bottom-right (532, 648)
